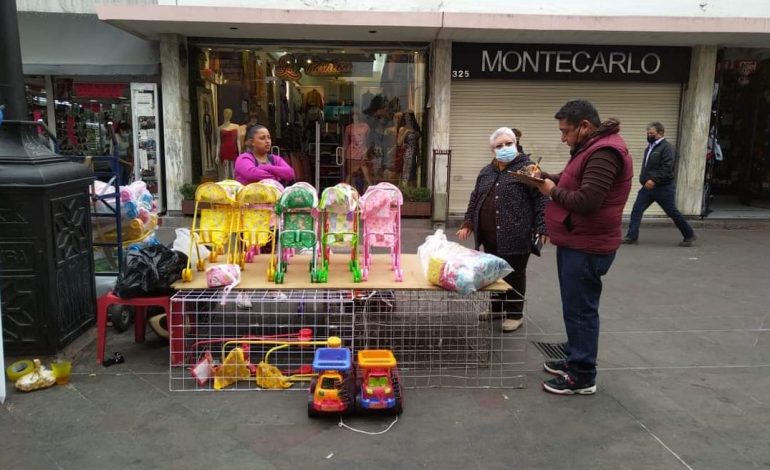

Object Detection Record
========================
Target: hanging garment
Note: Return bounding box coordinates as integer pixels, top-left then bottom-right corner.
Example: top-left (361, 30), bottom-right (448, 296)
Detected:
top-left (219, 127), bottom-right (240, 162)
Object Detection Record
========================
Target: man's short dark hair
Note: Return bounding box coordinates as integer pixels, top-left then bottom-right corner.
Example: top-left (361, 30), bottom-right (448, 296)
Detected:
top-left (648, 122), bottom-right (665, 134)
top-left (554, 100), bottom-right (601, 128)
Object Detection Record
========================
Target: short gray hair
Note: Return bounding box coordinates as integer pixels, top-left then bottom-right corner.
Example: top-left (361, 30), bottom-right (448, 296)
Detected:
top-left (489, 127), bottom-right (517, 148)
top-left (647, 121), bottom-right (665, 134)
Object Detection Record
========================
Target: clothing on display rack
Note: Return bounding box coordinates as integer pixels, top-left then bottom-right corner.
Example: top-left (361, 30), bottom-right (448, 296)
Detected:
top-left (304, 88), bottom-right (324, 110)
top-left (361, 90), bottom-right (374, 112)
top-left (398, 127), bottom-right (420, 186)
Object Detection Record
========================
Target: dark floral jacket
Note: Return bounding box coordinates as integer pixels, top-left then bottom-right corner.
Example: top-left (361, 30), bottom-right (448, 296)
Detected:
top-left (461, 155), bottom-right (548, 255)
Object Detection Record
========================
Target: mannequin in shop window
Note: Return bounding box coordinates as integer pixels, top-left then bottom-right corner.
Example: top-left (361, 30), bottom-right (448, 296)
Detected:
top-left (216, 108), bottom-right (241, 178)
top-left (344, 110), bottom-right (371, 188)
top-left (202, 102), bottom-right (214, 171)
top-left (383, 111), bottom-right (403, 184)
top-left (398, 111), bottom-right (421, 187)
top-left (240, 112), bottom-right (259, 150)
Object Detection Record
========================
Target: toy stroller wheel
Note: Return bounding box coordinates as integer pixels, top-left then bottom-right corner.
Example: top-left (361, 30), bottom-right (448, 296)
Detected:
top-left (362, 268), bottom-right (369, 281)
top-left (108, 305), bottom-right (133, 333)
top-left (217, 245), bottom-right (225, 255)
top-left (245, 251), bottom-right (254, 263)
top-left (196, 260), bottom-right (205, 272)
top-left (209, 252), bottom-right (218, 263)
top-left (267, 267), bottom-right (274, 281)
top-left (182, 268), bottom-right (193, 282)
top-left (352, 269), bottom-right (362, 283)
top-left (275, 271), bottom-right (284, 284)
top-left (395, 268), bottom-right (404, 282)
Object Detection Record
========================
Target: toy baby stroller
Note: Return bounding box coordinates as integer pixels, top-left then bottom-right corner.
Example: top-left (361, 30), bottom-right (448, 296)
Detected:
top-left (360, 182), bottom-right (403, 281)
top-left (274, 182), bottom-right (320, 284)
top-left (235, 179), bottom-right (284, 280)
top-left (181, 180), bottom-right (243, 282)
top-left (317, 183), bottom-right (362, 283)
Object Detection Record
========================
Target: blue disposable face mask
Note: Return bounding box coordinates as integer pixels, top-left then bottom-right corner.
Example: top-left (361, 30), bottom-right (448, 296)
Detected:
top-left (495, 145), bottom-right (518, 162)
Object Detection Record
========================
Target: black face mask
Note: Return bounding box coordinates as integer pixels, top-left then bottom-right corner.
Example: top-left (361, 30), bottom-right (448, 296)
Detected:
top-left (647, 135), bottom-right (657, 144)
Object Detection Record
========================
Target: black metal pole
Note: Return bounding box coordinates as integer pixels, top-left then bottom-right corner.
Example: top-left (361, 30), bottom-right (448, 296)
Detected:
top-left (0, 0), bottom-right (27, 121)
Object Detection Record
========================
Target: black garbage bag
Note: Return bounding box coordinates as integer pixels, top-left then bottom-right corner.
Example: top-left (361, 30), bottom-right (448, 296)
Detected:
top-left (115, 245), bottom-right (188, 298)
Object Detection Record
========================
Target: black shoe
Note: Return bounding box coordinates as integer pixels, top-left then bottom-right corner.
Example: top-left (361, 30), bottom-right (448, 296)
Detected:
top-left (679, 234), bottom-right (698, 247)
top-left (542, 374), bottom-right (596, 395)
top-left (102, 352), bottom-right (125, 368)
top-left (543, 360), bottom-right (569, 377)
top-left (622, 237), bottom-right (638, 245)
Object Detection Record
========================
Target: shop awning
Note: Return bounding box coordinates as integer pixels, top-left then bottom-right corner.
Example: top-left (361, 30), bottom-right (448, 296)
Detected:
top-left (95, 5), bottom-right (770, 48)
top-left (20, 12), bottom-right (160, 76)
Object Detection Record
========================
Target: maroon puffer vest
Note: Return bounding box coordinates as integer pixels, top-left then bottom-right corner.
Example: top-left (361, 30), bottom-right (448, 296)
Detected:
top-left (545, 128), bottom-right (633, 254)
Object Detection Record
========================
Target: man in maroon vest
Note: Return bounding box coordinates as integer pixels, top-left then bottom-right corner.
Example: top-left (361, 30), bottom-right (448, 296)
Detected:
top-left (532, 100), bottom-right (633, 395)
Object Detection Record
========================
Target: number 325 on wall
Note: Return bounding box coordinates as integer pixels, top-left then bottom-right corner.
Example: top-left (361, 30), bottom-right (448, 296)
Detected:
top-left (452, 70), bottom-right (470, 78)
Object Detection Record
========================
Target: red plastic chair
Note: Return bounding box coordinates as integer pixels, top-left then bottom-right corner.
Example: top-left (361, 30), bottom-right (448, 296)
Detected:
top-left (96, 290), bottom-right (172, 364)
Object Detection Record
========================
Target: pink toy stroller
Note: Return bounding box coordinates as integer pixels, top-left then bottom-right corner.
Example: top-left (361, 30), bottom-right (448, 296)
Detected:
top-left (359, 182), bottom-right (403, 281)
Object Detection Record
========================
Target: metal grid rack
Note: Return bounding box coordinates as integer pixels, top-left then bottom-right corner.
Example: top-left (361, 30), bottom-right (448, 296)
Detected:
top-left (169, 288), bottom-right (526, 391)
top-left (352, 290), bottom-right (526, 389)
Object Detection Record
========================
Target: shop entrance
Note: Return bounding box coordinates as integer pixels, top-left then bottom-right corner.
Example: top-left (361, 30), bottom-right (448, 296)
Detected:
top-left (707, 50), bottom-right (770, 211)
top-left (193, 43), bottom-right (428, 195)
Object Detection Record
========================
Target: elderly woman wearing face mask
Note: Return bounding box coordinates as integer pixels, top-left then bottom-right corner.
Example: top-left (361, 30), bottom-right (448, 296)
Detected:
top-left (456, 127), bottom-right (548, 332)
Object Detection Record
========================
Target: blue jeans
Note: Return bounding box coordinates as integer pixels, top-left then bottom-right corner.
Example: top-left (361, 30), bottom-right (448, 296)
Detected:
top-left (556, 247), bottom-right (616, 383)
top-left (626, 184), bottom-right (694, 241)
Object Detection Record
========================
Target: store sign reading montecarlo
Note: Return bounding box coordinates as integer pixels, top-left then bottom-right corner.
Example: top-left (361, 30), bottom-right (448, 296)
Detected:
top-left (452, 43), bottom-right (691, 82)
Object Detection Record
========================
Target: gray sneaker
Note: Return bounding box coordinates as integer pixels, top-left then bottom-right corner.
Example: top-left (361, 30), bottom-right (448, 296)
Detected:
top-left (679, 234), bottom-right (698, 247)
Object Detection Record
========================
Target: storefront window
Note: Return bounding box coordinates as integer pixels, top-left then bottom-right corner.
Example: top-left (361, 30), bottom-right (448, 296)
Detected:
top-left (50, 79), bottom-right (132, 159)
top-left (711, 53), bottom-right (770, 204)
top-left (193, 43), bottom-right (428, 194)
top-left (24, 75), bottom-right (48, 125)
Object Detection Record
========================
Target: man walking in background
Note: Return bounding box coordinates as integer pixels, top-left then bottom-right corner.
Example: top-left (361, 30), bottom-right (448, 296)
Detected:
top-left (623, 122), bottom-right (697, 247)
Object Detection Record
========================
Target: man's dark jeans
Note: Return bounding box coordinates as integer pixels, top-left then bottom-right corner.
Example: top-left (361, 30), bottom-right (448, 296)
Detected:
top-left (626, 184), bottom-right (694, 241)
top-left (556, 246), bottom-right (616, 383)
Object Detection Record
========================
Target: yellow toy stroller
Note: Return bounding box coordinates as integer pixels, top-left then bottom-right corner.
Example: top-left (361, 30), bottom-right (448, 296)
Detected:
top-left (273, 182), bottom-right (319, 284)
top-left (181, 180), bottom-right (243, 282)
top-left (317, 183), bottom-right (362, 283)
top-left (234, 179), bottom-right (284, 281)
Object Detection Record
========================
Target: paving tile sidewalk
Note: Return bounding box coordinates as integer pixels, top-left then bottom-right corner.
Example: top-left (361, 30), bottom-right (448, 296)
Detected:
top-left (2, 225), bottom-right (769, 469)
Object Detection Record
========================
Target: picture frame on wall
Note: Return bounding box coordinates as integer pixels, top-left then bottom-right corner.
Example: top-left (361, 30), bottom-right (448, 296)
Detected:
top-left (197, 87), bottom-right (217, 174)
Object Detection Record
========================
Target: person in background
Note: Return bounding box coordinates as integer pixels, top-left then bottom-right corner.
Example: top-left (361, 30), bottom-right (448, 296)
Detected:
top-left (512, 128), bottom-right (525, 155)
top-left (623, 122), bottom-right (697, 247)
top-left (113, 121), bottom-right (133, 185)
top-left (457, 127), bottom-right (547, 333)
top-left (532, 99), bottom-right (633, 395)
top-left (234, 124), bottom-right (295, 185)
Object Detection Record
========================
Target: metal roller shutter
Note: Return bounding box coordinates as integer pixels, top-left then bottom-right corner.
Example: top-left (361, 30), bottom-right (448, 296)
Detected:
top-left (449, 80), bottom-right (682, 217)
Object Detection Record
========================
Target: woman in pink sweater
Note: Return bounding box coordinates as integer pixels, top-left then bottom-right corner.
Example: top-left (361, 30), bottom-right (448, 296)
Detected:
top-left (234, 125), bottom-right (295, 185)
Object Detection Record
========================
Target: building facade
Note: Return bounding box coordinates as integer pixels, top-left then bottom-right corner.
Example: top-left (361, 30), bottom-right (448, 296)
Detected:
top-left (19, 0), bottom-right (770, 216)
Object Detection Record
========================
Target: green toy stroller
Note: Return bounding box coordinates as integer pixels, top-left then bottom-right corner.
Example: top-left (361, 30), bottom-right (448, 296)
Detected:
top-left (317, 183), bottom-right (362, 283)
top-left (274, 182), bottom-right (320, 284)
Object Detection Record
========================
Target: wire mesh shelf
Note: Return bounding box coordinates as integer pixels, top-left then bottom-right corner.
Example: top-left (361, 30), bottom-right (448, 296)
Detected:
top-left (169, 288), bottom-right (526, 391)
